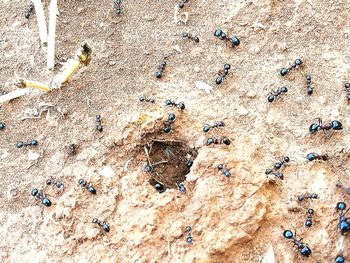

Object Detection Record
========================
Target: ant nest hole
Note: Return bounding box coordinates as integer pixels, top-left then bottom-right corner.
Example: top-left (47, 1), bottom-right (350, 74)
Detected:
top-left (142, 139), bottom-right (198, 192)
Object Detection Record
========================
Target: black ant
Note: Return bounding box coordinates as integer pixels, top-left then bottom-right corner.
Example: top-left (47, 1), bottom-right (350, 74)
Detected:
top-left (213, 29), bottom-right (240, 47)
top-left (178, 0), bottom-right (188, 8)
top-left (24, 2), bottom-right (35, 19)
top-left (265, 156), bottom-right (289, 180)
top-left (164, 100), bottom-right (185, 110)
top-left (78, 179), bottom-right (97, 194)
top-left (345, 83), bottom-right (350, 103)
top-left (335, 255), bottom-right (346, 263)
top-left (46, 178), bottom-right (64, 190)
top-left (336, 182), bottom-right (350, 196)
top-left (0, 122), bottom-right (5, 130)
top-left (139, 95), bottom-right (155, 103)
top-left (306, 152), bottom-right (328, 161)
top-left (336, 202), bottom-right (350, 234)
top-left (203, 121), bottom-right (224, 132)
top-left (114, 0), bottom-right (122, 15)
top-left (309, 118), bottom-right (343, 133)
top-left (305, 208), bottom-right (314, 227)
top-left (154, 182), bottom-right (165, 193)
top-left (280, 58), bottom-right (303, 76)
top-left (206, 137), bottom-right (231, 146)
top-left (155, 60), bottom-right (166, 79)
top-left (215, 64), bottom-right (231, 85)
top-left (31, 189), bottom-right (51, 207)
top-left (95, 115), bottom-right (103, 132)
top-left (176, 181), bottom-right (186, 193)
top-left (185, 226), bottom-right (193, 244)
top-left (265, 169), bottom-right (284, 180)
top-left (16, 139), bottom-right (38, 148)
top-left (182, 32), bottom-right (199, 43)
top-left (283, 229), bottom-right (312, 257)
top-left (217, 164), bottom-right (231, 177)
top-left (306, 75), bottom-right (314, 95)
top-left (267, 86), bottom-right (288, 102)
top-left (163, 113), bottom-right (176, 133)
top-left (297, 193), bottom-right (318, 202)
top-left (92, 218), bottom-right (110, 232)
top-left (186, 159), bottom-right (193, 168)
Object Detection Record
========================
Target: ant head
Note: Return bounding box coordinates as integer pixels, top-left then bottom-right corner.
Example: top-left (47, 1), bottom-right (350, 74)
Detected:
top-left (78, 179), bottom-right (84, 185)
top-left (337, 202), bottom-right (346, 211)
top-left (283, 156), bottom-right (290, 162)
top-left (283, 230), bottom-right (293, 239)
top-left (92, 218), bottom-right (98, 224)
top-left (309, 123), bottom-right (319, 133)
top-left (31, 188), bottom-right (39, 197)
top-left (42, 198), bottom-right (51, 207)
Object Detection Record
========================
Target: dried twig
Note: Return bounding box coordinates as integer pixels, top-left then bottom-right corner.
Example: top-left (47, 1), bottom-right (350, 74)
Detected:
top-left (47, 0), bottom-right (57, 70)
top-left (32, 0), bottom-right (48, 45)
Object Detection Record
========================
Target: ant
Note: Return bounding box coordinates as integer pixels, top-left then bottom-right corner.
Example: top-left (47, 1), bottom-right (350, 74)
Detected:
top-left (335, 255), bottom-right (346, 263)
top-left (213, 29), bottom-right (240, 47)
top-left (0, 122), bottom-right (5, 130)
top-left (283, 229), bottom-right (312, 257)
top-left (203, 121), bottom-right (224, 132)
top-left (305, 208), bottom-right (314, 227)
top-left (182, 32), bottom-right (199, 43)
top-left (95, 115), bottom-right (103, 132)
top-left (163, 113), bottom-right (176, 133)
top-left (336, 202), bottom-right (350, 234)
top-left (164, 100), bottom-right (185, 110)
top-left (178, 0), bottom-right (188, 8)
top-left (92, 218), bottom-right (110, 232)
top-left (24, 2), bottom-right (35, 19)
top-left (215, 64), bottom-right (231, 85)
top-left (306, 152), bottom-right (328, 161)
top-left (297, 193), bottom-right (318, 202)
top-left (206, 137), bottom-right (231, 146)
top-left (267, 86), bottom-right (288, 102)
top-left (139, 95), bottom-right (155, 103)
top-left (155, 60), bottom-right (166, 79)
top-left (280, 58), bottom-right (303, 76)
top-left (176, 181), bottom-right (186, 193)
top-left (46, 178), bottom-right (64, 190)
top-left (154, 182), bottom-right (165, 193)
top-left (78, 179), bottom-right (97, 194)
top-left (217, 164), bottom-right (231, 177)
top-left (31, 189), bottom-right (51, 207)
top-left (336, 182), bottom-right (350, 196)
top-left (16, 139), bottom-right (38, 148)
top-left (306, 75), bottom-right (314, 95)
top-left (114, 0), bottom-right (122, 15)
top-left (265, 169), bottom-right (284, 180)
top-left (186, 159), bottom-right (193, 168)
top-left (345, 83), bottom-right (350, 103)
top-left (265, 156), bottom-right (289, 180)
top-left (309, 118), bottom-right (342, 133)
top-left (185, 226), bottom-right (193, 244)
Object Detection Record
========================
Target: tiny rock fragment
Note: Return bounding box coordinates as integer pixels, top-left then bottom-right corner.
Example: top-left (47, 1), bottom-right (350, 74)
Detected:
top-left (260, 245), bottom-right (275, 263)
top-left (99, 166), bottom-right (115, 178)
top-left (246, 90), bottom-right (256, 98)
top-left (28, 150), bottom-right (40, 161)
top-left (195, 81), bottom-right (213, 94)
top-left (237, 105), bottom-right (249, 115)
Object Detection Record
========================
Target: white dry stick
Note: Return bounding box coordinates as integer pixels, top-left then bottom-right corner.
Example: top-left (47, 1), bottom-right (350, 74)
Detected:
top-left (0, 89), bottom-right (31, 104)
top-left (32, 0), bottom-right (48, 45)
top-left (47, 0), bottom-right (58, 70)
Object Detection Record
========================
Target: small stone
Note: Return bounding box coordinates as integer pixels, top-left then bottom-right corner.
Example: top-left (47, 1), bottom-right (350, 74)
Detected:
top-left (194, 66), bottom-right (200, 73)
top-left (28, 150), bottom-right (40, 161)
top-left (109, 61), bottom-right (117, 66)
top-left (195, 81), bottom-right (213, 94)
top-left (99, 166), bottom-right (115, 178)
top-left (237, 105), bottom-right (249, 116)
top-left (246, 90), bottom-right (256, 98)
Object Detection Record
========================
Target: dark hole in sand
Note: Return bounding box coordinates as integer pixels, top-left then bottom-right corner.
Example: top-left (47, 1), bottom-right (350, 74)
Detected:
top-left (144, 140), bottom-right (198, 192)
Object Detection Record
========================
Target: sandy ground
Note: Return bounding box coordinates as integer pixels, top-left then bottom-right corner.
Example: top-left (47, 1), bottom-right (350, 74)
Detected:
top-left (1, 0), bottom-right (350, 262)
